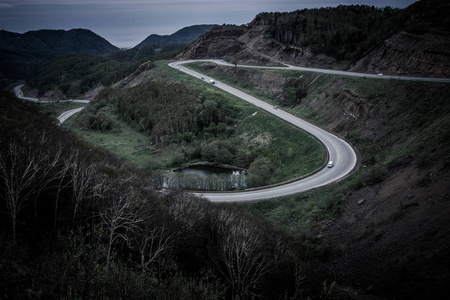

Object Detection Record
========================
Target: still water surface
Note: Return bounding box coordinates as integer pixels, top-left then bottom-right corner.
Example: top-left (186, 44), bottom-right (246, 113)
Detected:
top-left (163, 165), bottom-right (247, 191)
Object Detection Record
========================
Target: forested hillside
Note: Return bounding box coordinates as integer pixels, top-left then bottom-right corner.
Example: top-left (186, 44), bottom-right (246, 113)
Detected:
top-left (0, 29), bottom-right (120, 86)
top-left (26, 54), bottom-right (139, 98)
top-left (350, 0), bottom-right (450, 76)
top-left (110, 25), bottom-right (217, 63)
top-left (0, 90), bottom-right (323, 299)
top-left (254, 5), bottom-right (402, 61)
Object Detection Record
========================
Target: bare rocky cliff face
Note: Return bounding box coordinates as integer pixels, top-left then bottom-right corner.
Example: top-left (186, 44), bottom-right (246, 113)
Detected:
top-left (179, 24), bottom-right (337, 67)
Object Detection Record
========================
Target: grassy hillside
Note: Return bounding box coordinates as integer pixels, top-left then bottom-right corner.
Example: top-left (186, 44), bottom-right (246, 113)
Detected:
top-left (67, 61), bottom-right (325, 190)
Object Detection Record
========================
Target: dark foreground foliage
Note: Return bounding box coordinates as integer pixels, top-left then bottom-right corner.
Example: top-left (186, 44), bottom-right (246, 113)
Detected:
top-left (0, 90), bottom-right (321, 299)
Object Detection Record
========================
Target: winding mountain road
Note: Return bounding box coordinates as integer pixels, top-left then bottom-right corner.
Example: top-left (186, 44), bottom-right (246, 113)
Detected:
top-left (169, 60), bottom-right (359, 202)
top-left (169, 59), bottom-right (450, 202)
top-left (14, 84), bottom-right (90, 123)
top-left (213, 60), bottom-right (450, 83)
top-left (15, 59), bottom-right (448, 202)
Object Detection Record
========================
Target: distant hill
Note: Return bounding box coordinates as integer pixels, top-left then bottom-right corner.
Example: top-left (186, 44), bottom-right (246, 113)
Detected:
top-left (134, 24), bottom-right (217, 49)
top-left (109, 24), bottom-right (217, 62)
top-left (0, 29), bottom-right (120, 85)
top-left (0, 28), bottom-right (119, 55)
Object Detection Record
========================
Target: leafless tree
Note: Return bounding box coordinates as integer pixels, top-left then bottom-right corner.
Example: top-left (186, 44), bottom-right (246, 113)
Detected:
top-left (166, 192), bottom-right (207, 233)
top-left (0, 132), bottom-right (62, 240)
top-left (53, 151), bottom-right (74, 230)
top-left (273, 236), bottom-right (308, 299)
top-left (28, 134), bottom-right (64, 226)
top-left (211, 208), bottom-right (270, 299)
top-left (69, 150), bottom-right (98, 223)
top-left (98, 186), bottom-right (142, 273)
top-left (134, 222), bottom-right (174, 271)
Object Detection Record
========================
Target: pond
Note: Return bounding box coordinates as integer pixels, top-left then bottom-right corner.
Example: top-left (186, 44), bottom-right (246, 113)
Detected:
top-left (161, 164), bottom-right (247, 191)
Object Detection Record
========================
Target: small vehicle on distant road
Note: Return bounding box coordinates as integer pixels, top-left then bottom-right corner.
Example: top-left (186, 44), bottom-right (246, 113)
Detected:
top-left (327, 161), bottom-right (334, 168)
top-left (210, 79), bottom-right (215, 84)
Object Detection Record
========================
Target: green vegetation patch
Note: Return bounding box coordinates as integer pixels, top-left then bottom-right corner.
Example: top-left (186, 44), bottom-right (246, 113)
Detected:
top-left (68, 61), bottom-right (326, 189)
top-left (66, 103), bottom-right (156, 167)
top-left (27, 54), bottom-right (139, 98)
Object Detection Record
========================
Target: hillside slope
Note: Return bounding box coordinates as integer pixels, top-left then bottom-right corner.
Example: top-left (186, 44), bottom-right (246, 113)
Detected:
top-left (350, 0), bottom-right (450, 77)
top-left (180, 0), bottom-right (449, 77)
top-left (188, 57), bottom-right (450, 299)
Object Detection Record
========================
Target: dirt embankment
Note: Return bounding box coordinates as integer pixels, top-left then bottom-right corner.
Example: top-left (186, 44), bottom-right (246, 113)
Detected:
top-left (178, 24), bottom-right (337, 68)
top-left (290, 79), bottom-right (450, 299)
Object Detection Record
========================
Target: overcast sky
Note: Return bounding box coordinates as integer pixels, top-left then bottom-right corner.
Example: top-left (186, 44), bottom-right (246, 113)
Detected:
top-left (1, 0), bottom-right (418, 48)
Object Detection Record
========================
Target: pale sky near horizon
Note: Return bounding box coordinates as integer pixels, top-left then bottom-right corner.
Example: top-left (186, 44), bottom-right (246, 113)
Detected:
top-left (1, 0), bottom-right (418, 48)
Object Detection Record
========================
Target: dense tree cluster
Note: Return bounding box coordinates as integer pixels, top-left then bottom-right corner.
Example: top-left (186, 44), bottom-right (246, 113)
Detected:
top-left (0, 90), bottom-right (321, 299)
top-left (26, 54), bottom-right (139, 97)
top-left (254, 5), bottom-right (406, 61)
top-left (114, 82), bottom-right (234, 144)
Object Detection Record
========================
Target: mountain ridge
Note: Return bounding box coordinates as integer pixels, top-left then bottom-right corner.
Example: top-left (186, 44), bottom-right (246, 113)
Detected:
top-left (0, 28), bottom-right (121, 85)
top-left (134, 24), bottom-right (217, 49)
top-left (0, 28), bottom-right (120, 55)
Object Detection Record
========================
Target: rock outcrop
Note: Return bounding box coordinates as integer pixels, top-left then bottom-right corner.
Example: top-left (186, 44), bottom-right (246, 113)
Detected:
top-left (350, 31), bottom-right (450, 77)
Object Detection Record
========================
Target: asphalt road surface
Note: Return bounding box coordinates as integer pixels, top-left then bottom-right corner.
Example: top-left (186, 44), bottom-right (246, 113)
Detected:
top-left (57, 107), bottom-right (85, 124)
top-left (169, 60), bottom-right (359, 202)
top-left (14, 84), bottom-right (89, 123)
top-left (213, 59), bottom-right (450, 83)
